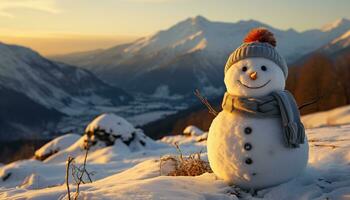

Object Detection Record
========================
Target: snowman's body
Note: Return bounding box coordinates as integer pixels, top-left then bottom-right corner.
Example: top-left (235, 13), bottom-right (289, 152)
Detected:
top-left (207, 41), bottom-right (309, 189)
top-left (208, 110), bottom-right (308, 189)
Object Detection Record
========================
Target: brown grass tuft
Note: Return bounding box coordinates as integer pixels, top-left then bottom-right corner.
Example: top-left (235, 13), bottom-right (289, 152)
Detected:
top-left (160, 143), bottom-right (212, 176)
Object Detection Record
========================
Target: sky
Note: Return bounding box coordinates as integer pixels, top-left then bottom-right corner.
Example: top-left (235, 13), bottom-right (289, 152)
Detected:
top-left (0, 0), bottom-right (349, 55)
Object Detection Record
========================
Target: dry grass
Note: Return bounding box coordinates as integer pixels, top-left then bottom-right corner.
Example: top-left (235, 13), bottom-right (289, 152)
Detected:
top-left (160, 143), bottom-right (212, 176)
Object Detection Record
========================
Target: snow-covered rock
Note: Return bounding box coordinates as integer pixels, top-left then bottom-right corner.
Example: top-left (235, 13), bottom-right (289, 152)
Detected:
top-left (302, 105), bottom-right (350, 128)
top-left (34, 134), bottom-right (81, 161)
top-left (85, 113), bottom-right (135, 142)
top-left (183, 125), bottom-right (204, 136)
top-left (84, 113), bottom-right (166, 151)
top-left (35, 114), bottom-right (168, 164)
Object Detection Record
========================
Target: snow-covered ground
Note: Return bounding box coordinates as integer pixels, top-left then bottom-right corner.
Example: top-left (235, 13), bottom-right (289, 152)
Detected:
top-left (1, 118), bottom-right (349, 199)
top-left (302, 105), bottom-right (350, 128)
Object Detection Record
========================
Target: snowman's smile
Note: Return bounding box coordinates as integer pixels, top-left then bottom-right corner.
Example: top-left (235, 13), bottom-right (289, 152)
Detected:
top-left (237, 80), bottom-right (271, 89)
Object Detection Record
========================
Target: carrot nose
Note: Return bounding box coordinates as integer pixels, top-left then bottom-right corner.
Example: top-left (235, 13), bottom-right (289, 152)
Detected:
top-left (250, 71), bottom-right (258, 80)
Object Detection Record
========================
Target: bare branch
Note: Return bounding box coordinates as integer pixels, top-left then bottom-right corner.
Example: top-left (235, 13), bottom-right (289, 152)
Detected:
top-left (194, 89), bottom-right (218, 116)
top-left (74, 139), bottom-right (91, 200)
top-left (298, 96), bottom-right (321, 110)
top-left (66, 156), bottom-right (74, 200)
top-left (65, 138), bottom-right (93, 200)
top-left (298, 84), bottom-right (338, 111)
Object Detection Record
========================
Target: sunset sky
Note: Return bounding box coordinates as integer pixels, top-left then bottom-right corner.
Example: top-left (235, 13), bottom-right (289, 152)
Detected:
top-left (1, 0), bottom-right (349, 55)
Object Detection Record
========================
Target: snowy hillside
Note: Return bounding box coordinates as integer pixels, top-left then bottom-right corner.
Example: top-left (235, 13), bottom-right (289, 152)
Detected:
top-left (302, 105), bottom-right (350, 128)
top-left (52, 16), bottom-right (350, 96)
top-left (0, 42), bottom-right (131, 115)
top-left (1, 114), bottom-right (349, 199)
top-left (0, 87), bottom-right (63, 140)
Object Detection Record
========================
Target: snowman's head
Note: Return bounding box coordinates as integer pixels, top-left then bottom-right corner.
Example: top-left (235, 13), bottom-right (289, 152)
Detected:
top-left (224, 28), bottom-right (288, 97)
top-left (224, 57), bottom-right (285, 97)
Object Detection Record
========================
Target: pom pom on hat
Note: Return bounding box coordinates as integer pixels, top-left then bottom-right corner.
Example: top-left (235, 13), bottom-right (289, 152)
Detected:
top-left (243, 28), bottom-right (276, 47)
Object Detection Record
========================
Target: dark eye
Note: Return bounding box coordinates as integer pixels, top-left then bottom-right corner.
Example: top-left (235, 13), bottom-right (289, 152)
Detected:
top-left (242, 66), bottom-right (248, 72)
top-left (261, 65), bottom-right (267, 71)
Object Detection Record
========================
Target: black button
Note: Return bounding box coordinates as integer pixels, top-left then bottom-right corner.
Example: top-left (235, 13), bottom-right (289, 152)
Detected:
top-left (252, 172), bottom-right (257, 176)
top-left (244, 127), bottom-right (252, 134)
top-left (245, 158), bottom-right (253, 165)
top-left (244, 143), bottom-right (252, 151)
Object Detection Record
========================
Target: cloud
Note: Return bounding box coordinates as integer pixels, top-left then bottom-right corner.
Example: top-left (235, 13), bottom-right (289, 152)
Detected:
top-left (0, 0), bottom-right (60, 17)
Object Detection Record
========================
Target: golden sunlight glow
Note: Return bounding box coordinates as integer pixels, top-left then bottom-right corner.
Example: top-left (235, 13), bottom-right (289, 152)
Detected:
top-left (0, 0), bottom-right (349, 55)
top-left (0, 34), bottom-right (138, 56)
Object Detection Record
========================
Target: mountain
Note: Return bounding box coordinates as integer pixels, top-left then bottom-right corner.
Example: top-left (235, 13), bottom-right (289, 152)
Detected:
top-left (0, 42), bottom-right (133, 140)
top-left (0, 42), bottom-right (132, 115)
top-left (52, 16), bottom-right (350, 97)
top-left (0, 86), bottom-right (63, 140)
top-left (322, 29), bottom-right (350, 54)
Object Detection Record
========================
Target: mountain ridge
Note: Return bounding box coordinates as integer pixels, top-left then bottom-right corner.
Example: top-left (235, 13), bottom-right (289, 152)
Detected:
top-left (52, 16), bottom-right (350, 97)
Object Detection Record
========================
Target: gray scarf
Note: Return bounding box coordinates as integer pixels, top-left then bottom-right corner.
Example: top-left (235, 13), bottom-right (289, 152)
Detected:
top-left (222, 91), bottom-right (305, 148)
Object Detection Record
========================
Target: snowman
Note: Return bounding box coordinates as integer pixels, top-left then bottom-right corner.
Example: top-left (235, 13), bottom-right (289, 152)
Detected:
top-left (207, 28), bottom-right (308, 189)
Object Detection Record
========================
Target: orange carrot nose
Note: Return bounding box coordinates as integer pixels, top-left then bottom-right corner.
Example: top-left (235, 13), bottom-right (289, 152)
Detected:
top-left (250, 71), bottom-right (258, 80)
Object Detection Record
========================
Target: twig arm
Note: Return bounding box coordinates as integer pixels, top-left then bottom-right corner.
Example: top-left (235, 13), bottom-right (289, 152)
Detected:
top-left (194, 89), bottom-right (218, 116)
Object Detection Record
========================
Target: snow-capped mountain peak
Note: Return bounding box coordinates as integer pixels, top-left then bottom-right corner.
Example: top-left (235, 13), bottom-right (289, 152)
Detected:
top-left (189, 15), bottom-right (210, 25)
top-left (124, 16), bottom-right (208, 55)
top-left (321, 18), bottom-right (350, 32)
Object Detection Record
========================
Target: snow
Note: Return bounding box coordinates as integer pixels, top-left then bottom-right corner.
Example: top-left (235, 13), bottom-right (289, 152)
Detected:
top-left (85, 113), bottom-right (135, 140)
top-left (331, 30), bottom-right (350, 46)
top-left (34, 134), bottom-right (81, 161)
top-left (183, 125), bottom-right (204, 136)
top-left (323, 29), bottom-right (350, 53)
top-left (44, 119), bottom-right (168, 164)
top-left (0, 123), bottom-right (350, 199)
top-left (161, 132), bottom-right (208, 145)
top-left (302, 105), bottom-right (350, 128)
top-left (321, 18), bottom-right (350, 32)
